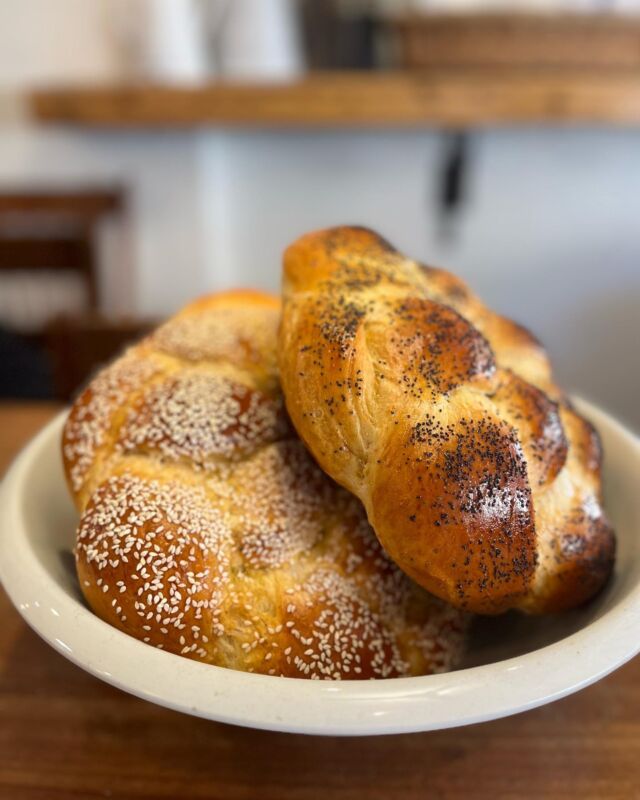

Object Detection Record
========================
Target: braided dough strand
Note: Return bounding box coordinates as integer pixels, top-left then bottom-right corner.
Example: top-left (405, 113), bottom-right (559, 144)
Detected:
top-left (279, 227), bottom-right (614, 614)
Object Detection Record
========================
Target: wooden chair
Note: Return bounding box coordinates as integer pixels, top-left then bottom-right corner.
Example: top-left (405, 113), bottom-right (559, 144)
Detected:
top-left (44, 313), bottom-right (155, 402)
top-left (0, 190), bottom-right (123, 325)
top-left (0, 189), bottom-right (127, 400)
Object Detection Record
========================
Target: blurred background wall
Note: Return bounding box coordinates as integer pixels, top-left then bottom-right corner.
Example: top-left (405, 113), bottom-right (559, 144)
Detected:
top-left (201, 128), bottom-right (640, 431)
top-left (0, 0), bottom-right (637, 433)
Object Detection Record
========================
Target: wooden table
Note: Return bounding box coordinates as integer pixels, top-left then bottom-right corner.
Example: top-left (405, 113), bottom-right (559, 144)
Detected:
top-left (1, 404), bottom-right (638, 799)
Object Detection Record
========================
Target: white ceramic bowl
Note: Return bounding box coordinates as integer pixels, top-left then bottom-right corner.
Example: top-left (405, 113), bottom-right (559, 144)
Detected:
top-left (0, 399), bottom-right (638, 736)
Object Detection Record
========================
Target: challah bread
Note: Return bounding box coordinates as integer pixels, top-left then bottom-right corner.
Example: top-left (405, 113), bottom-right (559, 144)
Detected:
top-left (63, 290), bottom-right (467, 679)
top-left (279, 227), bottom-right (615, 614)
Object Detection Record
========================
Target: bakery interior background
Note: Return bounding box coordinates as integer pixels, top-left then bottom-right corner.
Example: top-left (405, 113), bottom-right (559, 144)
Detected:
top-left (0, 0), bottom-right (638, 430)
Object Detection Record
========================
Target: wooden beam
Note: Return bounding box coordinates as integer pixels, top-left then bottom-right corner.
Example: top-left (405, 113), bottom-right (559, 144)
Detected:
top-left (0, 238), bottom-right (92, 271)
top-left (0, 191), bottom-right (122, 218)
top-left (30, 71), bottom-right (640, 129)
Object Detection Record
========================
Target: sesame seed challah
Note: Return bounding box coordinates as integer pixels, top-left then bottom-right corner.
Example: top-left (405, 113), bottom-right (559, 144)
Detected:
top-left (63, 290), bottom-right (467, 679)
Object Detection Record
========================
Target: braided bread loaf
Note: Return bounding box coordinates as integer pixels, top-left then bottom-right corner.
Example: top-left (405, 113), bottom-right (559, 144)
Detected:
top-left (63, 290), bottom-right (466, 679)
top-left (279, 227), bottom-right (615, 614)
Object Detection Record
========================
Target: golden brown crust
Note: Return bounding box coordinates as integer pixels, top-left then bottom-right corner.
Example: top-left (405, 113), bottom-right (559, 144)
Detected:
top-left (279, 226), bottom-right (615, 614)
top-left (65, 289), bottom-right (467, 678)
top-left (370, 410), bottom-right (536, 611)
top-left (519, 405), bottom-right (615, 612)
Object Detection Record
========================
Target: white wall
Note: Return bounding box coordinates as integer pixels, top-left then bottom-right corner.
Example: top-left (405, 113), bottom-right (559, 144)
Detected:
top-left (0, 0), bottom-right (121, 88)
top-left (207, 128), bottom-right (640, 430)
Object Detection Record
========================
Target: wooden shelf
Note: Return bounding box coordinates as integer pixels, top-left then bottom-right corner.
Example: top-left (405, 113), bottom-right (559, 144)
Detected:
top-left (30, 71), bottom-right (640, 128)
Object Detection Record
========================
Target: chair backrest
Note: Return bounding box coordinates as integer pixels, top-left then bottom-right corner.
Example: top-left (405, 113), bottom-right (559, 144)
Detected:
top-left (44, 313), bottom-right (154, 402)
top-left (0, 189), bottom-right (123, 332)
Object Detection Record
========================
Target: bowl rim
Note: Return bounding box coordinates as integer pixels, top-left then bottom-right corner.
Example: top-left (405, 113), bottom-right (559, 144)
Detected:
top-left (0, 398), bottom-right (639, 736)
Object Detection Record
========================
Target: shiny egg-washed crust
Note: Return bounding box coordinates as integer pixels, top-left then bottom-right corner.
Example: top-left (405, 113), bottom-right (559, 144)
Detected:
top-left (279, 227), bottom-right (615, 614)
top-left (63, 290), bottom-right (467, 679)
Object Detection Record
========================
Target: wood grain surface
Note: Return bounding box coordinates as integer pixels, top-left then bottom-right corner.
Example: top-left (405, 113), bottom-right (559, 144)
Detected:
top-left (395, 14), bottom-right (640, 71)
top-left (30, 71), bottom-right (640, 129)
top-left (0, 403), bottom-right (639, 800)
